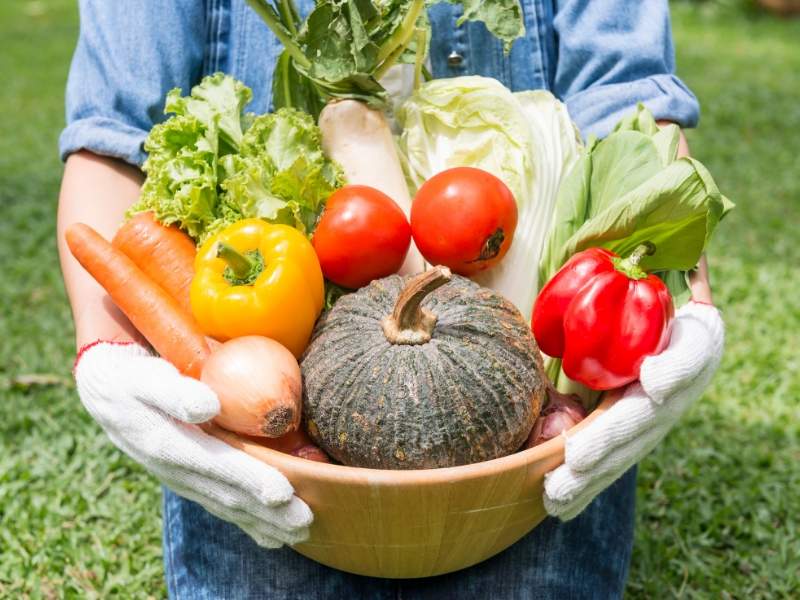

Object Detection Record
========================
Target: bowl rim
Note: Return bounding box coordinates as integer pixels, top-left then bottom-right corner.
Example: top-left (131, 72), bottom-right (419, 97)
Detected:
top-left (207, 390), bottom-right (620, 486)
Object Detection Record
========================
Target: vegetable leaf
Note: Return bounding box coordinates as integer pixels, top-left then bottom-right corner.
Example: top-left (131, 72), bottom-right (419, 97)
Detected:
top-left (272, 50), bottom-right (326, 117)
top-left (132, 115), bottom-right (219, 240)
top-left (222, 109), bottom-right (344, 234)
top-left (559, 158), bottom-right (729, 272)
top-left (129, 74), bottom-right (343, 242)
top-left (247, 0), bottom-right (525, 116)
top-left (165, 72), bottom-right (252, 153)
top-left (441, 0), bottom-right (525, 52)
top-left (539, 104), bottom-right (734, 286)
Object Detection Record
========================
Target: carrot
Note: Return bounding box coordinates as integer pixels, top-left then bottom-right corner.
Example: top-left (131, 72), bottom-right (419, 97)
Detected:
top-left (112, 212), bottom-right (196, 315)
top-left (68, 223), bottom-right (302, 438)
top-left (66, 223), bottom-right (211, 378)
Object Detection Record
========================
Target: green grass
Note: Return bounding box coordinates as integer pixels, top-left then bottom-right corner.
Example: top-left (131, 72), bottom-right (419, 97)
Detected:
top-left (0, 1), bottom-right (797, 597)
top-left (629, 5), bottom-right (800, 598)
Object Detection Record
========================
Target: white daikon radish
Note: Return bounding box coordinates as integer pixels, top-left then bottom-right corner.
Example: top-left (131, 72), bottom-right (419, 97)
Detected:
top-left (319, 100), bottom-right (425, 277)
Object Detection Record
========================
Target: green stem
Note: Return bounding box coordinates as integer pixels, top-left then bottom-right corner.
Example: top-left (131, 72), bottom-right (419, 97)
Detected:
top-left (413, 28), bottom-right (427, 91)
top-left (278, 0), bottom-right (299, 35)
top-left (544, 357), bottom-right (562, 385)
top-left (421, 64), bottom-right (433, 82)
top-left (246, 0), bottom-right (310, 69)
top-left (217, 243), bottom-right (256, 280)
top-left (376, 0), bottom-right (425, 65)
top-left (627, 242), bottom-right (656, 267)
top-left (613, 242), bottom-right (656, 280)
top-left (375, 34), bottom-right (415, 80)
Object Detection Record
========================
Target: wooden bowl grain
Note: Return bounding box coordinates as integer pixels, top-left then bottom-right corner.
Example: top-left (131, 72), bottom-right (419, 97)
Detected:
top-left (206, 392), bottom-right (617, 579)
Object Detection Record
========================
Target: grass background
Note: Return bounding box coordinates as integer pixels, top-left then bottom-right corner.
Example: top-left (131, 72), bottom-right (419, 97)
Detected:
top-left (1, 0), bottom-right (798, 597)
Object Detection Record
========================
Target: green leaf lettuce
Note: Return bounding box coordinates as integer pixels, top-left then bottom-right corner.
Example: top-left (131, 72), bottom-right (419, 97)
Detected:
top-left (129, 74), bottom-right (343, 243)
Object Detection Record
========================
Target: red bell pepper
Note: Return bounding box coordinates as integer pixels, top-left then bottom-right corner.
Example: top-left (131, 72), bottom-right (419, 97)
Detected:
top-left (532, 243), bottom-right (674, 390)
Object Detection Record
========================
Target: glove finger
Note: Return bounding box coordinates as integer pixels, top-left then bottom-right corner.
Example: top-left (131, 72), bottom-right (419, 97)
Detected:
top-left (137, 420), bottom-right (296, 506)
top-left (579, 425), bottom-right (667, 485)
top-left (166, 480), bottom-right (311, 547)
top-left (74, 342), bottom-right (218, 424)
top-left (225, 506), bottom-right (310, 547)
top-left (161, 424), bottom-right (296, 507)
top-left (129, 442), bottom-right (312, 544)
top-left (543, 465), bottom-right (597, 521)
top-left (545, 424), bottom-right (669, 521)
top-left (82, 401), bottom-right (296, 511)
top-left (124, 355), bottom-right (219, 423)
top-left (640, 316), bottom-right (716, 403)
top-left (166, 467), bottom-right (313, 532)
top-left (569, 352), bottom-right (722, 476)
top-left (570, 361), bottom-right (720, 473)
top-left (564, 384), bottom-right (658, 473)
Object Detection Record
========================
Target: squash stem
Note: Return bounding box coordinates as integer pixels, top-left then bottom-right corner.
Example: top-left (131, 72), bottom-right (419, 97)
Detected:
top-left (382, 266), bottom-right (451, 345)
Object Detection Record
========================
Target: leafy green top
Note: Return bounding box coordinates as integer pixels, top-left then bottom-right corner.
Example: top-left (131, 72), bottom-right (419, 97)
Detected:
top-left (539, 104), bottom-right (735, 300)
top-left (247, 0), bottom-right (525, 116)
top-left (128, 73), bottom-right (343, 242)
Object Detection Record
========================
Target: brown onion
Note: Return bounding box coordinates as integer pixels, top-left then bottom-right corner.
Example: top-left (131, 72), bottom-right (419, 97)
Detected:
top-left (201, 336), bottom-right (302, 438)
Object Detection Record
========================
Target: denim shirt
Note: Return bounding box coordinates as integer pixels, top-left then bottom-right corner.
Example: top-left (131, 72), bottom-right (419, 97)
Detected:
top-left (60, 0), bottom-right (699, 167)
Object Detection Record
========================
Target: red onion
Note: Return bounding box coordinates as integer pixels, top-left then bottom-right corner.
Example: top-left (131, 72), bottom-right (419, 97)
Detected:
top-left (526, 387), bottom-right (587, 448)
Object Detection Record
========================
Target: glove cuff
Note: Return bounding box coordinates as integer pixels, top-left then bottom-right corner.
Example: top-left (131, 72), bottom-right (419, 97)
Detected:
top-left (73, 340), bottom-right (152, 378)
top-left (74, 340), bottom-right (132, 372)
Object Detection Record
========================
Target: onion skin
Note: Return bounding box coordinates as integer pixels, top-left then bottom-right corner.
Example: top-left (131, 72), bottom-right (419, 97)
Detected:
top-left (201, 336), bottom-right (302, 438)
top-left (525, 387), bottom-right (587, 448)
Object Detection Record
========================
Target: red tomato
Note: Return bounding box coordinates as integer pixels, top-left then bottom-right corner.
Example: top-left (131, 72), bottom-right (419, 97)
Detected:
top-left (411, 167), bottom-right (517, 275)
top-left (313, 185), bottom-right (412, 289)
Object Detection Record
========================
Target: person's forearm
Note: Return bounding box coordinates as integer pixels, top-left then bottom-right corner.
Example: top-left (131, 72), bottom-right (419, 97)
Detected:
top-left (656, 121), bottom-right (713, 304)
top-left (57, 151), bottom-right (146, 349)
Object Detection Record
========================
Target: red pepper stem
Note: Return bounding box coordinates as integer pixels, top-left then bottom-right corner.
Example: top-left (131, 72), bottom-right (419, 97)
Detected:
top-left (613, 242), bottom-right (656, 280)
top-left (627, 242), bottom-right (656, 267)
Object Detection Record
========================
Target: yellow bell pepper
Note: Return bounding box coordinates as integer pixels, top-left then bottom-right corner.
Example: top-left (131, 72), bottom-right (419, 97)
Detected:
top-left (191, 219), bottom-right (324, 357)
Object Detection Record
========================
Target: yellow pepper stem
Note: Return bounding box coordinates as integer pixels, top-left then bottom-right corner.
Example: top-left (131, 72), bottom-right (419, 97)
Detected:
top-left (217, 242), bottom-right (263, 285)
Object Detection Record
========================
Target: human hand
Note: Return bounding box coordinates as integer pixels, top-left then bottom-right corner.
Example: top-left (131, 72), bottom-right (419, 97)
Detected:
top-left (543, 301), bottom-right (724, 519)
top-left (74, 341), bottom-right (312, 547)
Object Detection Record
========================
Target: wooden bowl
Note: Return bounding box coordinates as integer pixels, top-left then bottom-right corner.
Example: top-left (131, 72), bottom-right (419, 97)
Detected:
top-left (206, 392), bottom-right (617, 579)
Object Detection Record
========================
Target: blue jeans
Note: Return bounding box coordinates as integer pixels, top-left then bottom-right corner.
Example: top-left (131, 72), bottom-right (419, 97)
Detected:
top-left (162, 467), bottom-right (636, 599)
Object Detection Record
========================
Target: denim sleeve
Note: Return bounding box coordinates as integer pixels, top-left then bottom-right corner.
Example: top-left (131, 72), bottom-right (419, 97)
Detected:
top-left (59, 1), bottom-right (205, 167)
top-left (552, 0), bottom-right (699, 139)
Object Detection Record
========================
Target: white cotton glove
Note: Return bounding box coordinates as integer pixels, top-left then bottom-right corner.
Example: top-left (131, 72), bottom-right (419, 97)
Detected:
top-left (73, 341), bottom-right (313, 547)
top-left (543, 302), bottom-right (725, 520)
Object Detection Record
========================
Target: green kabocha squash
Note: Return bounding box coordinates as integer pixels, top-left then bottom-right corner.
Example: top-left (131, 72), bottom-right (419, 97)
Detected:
top-left (301, 266), bottom-right (545, 469)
